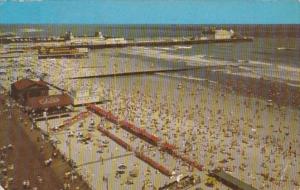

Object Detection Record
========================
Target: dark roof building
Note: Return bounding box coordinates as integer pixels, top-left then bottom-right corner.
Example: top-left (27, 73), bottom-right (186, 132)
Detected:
top-left (12, 79), bottom-right (48, 90)
top-left (26, 94), bottom-right (72, 111)
top-left (11, 79), bottom-right (49, 105)
top-left (11, 79), bottom-right (72, 114)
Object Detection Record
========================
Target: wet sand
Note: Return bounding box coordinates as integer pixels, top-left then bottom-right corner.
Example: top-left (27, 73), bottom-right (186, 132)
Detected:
top-left (203, 69), bottom-right (300, 108)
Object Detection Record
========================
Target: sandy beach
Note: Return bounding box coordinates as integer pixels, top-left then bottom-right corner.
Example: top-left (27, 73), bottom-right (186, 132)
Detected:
top-left (1, 44), bottom-right (300, 189)
top-left (95, 73), bottom-right (300, 189)
top-left (36, 68), bottom-right (300, 189)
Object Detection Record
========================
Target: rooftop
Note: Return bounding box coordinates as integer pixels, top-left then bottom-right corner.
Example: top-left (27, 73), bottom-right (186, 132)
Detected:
top-left (12, 79), bottom-right (49, 91)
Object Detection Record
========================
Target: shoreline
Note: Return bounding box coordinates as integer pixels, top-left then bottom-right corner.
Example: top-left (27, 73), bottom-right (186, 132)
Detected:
top-left (156, 65), bottom-right (300, 109)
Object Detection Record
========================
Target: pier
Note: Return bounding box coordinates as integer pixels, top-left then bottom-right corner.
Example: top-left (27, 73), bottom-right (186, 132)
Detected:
top-left (1, 36), bottom-right (253, 50)
top-left (67, 38), bottom-right (253, 49)
top-left (69, 66), bottom-right (222, 79)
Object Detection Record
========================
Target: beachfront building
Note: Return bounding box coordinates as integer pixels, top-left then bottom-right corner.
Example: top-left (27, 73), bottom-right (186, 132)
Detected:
top-left (68, 86), bottom-right (103, 106)
top-left (37, 47), bottom-right (88, 59)
top-left (10, 78), bottom-right (73, 113)
top-left (66, 79), bottom-right (108, 106)
top-left (64, 30), bottom-right (127, 46)
top-left (26, 94), bottom-right (72, 113)
top-left (94, 31), bottom-right (104, 39)
top-left (11, 79), bottom-right (49, 105)
top-left (64, 31), bottom-right (75, 41)
top-left (214, 29), bottom-right (234, 40)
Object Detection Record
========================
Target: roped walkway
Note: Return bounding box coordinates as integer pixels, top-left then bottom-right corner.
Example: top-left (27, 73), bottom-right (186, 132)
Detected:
top-left (54, 111), bottom-right (91, 132)
top-left (97, 125), bottom-right (173, 176)
top-left (87, 104), bottom-right (204, 172)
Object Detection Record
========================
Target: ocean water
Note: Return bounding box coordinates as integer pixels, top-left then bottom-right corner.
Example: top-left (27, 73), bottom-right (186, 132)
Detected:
top-left (1, 24), bottom-right (300, 83)
top-left (1, 24), bottom-right (299, 63)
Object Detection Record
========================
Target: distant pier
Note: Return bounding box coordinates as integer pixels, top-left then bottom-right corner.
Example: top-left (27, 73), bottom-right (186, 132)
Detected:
top-left (1, 34), bottom-right (253, 50)
top-left (66, 37), bottom-right (253, 49)
top-left (69, 66), bottom-right (233, 79)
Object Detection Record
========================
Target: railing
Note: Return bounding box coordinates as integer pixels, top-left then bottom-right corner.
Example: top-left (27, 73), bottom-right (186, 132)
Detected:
top-left (58, 111), bottom-right (91, 130)
top-left (97, 124), bottom-right (172, 176)
top-left (87, 104), bottom-right (204, 172)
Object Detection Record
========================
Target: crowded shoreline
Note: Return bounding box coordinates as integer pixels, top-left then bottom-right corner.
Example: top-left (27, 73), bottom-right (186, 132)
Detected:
top-left (34, 70), bottom-right (300, 189)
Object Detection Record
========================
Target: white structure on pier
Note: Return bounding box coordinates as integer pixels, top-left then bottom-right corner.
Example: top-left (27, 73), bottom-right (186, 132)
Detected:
top-left (68, 81), bottom-right (107, 106)
top-left (214, 29), bottom-right (234, 40)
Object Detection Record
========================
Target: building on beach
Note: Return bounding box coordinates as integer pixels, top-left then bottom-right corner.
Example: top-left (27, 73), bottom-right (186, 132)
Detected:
top-left (68, 85), bottom-right (104, 106)
top-left (38, 47), bottom-right (88, 59)
top-left (26, 94), bottom-right (72, 112)
top-left (11, 79), bottom-right (49, 105)
top-left (10, 78), bottom-right (72, 113)
top-left (214, 29), bottom-right (234, 40)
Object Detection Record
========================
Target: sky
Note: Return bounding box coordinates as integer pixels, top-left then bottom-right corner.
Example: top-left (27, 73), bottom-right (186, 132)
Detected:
top-left (0, 0), bottom-right (299, 24)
